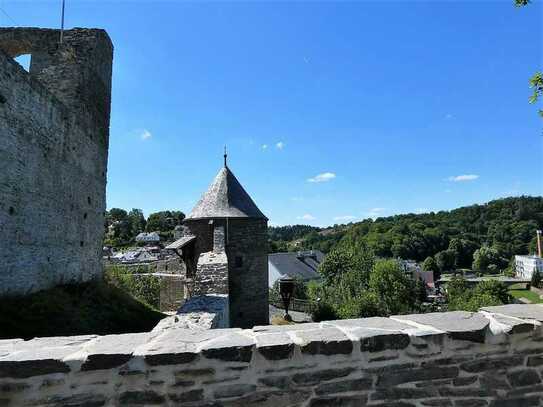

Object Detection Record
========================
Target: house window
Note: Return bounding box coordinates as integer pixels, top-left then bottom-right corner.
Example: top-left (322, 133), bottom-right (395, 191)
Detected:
top-left (235, 256), bottom-right (243, 268)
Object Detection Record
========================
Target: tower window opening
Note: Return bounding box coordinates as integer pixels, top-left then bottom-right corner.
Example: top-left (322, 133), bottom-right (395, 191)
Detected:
top-left (235, 256), bottom-right (243, 268)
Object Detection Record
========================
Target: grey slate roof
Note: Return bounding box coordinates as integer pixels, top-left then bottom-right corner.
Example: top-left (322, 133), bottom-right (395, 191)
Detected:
top-left (165, 235), bottom-right (196, 250)
top-left (186, 166), bottom-right (267, 220)
top-left (268, 251), bottom-right (324, 281)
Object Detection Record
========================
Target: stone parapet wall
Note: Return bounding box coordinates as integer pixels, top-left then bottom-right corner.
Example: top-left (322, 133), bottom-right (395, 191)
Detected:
top-left (1, 305), bottom-right (543, 406)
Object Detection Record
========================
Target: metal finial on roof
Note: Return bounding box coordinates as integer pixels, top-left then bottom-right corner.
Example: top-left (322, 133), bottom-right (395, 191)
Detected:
top-left (224, 145), bottom-right (227, 167)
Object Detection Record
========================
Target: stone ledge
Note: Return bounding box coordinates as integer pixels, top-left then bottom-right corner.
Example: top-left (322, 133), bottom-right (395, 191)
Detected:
top-left (0, 305), bottom-right (541, 378)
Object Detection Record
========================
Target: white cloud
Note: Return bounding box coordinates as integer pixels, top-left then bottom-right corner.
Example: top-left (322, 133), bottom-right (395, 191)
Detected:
top-left (445, 113), bottom-right (453, 120)
top-left (307, 172), bottom-right (336, 183)
top-left (333, 215), bottom-right (356, 222)
top-left (297, 214), bottom-right (315, 221)
top-left (365, 207), bottom-right (386, 218)
top-left (276, 141), bottom-right (285, 150)
top-left (261, 144), bottom-right (268, 150)
top-left (415, 208), bottom-right (429, 214)
top-left (448, 174), bottom-right (479, 182)
top-left (140, 129), bottom-right (152, 140)
top-left (290, 196), bottom-right (303, 202)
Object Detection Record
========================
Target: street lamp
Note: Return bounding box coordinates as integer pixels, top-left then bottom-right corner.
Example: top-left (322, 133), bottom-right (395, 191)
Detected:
top-left (279, 276), bottom-right (295, 322)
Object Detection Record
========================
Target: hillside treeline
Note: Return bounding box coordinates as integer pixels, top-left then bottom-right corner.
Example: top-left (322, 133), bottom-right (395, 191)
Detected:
top-left (269, 196), bottom-right (543, 270)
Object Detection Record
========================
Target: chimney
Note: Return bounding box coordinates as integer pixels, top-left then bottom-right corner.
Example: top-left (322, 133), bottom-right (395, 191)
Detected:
top-left (537, 230), bottom-right (542, 258)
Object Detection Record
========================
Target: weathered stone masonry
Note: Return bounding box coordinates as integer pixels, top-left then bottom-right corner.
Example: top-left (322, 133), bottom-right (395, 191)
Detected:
top-left (1, 305), bottom-right (543, 406)
top-left (183, 164), bottom-right (269, 329)
top-left (0, 28), bottom-right (113, 295)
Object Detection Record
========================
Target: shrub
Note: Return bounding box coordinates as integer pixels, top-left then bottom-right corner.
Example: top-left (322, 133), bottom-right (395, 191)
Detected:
top-left (531, 270), bottom-right (542, 289)
top-left (105, 265), bottom-right (161, 309)
top-left (312, 301), bottom-right (338, 322)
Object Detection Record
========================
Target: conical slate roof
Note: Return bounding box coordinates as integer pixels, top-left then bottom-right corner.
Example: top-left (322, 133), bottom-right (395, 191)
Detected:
top-left (186, 165), bottom-right (267, 220)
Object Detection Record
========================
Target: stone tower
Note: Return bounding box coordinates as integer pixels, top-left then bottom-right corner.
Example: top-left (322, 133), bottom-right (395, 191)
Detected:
top-left (0, 28), bottom-right (113, 295)
top-left (184, 157), bottom-right (269, 328)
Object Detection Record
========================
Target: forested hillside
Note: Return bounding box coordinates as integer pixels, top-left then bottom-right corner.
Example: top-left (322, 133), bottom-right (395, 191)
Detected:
top-left (269, 196), bottom-right (543, 269)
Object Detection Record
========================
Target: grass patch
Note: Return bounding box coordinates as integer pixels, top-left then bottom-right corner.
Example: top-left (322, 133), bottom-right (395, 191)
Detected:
top-left (0, 281), bottom-right (165, 339)
top-left (509, 289), bottom-right (543, 304)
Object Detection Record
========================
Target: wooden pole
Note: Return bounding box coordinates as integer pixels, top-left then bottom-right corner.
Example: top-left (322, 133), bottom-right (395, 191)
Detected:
top-left (59, 0), bottom-right (65, 45)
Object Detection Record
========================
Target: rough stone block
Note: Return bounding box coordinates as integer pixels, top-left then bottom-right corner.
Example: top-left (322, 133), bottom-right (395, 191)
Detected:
top-left (454, 400), bottom-right (488, 407)
top-left (294, 327), bottom-right (353, 355)
top-left (360, 332), bottom-right (410, 353)
top-left (315, 377), bottom-right (373, 395)
top-left (220, 390), bottom-right (311, 407)
top-left (484, 313), bottom-right (537, 334)
top-left (255, 333), bottom-right (294, 360)
top-left (438, 387), bottom-right (496, 398)
top-left (81, 333), bottom-right (151, 371)
top-left (507, 369), bottom-right (542, 387)
top-left (201, 332), bottom-right (254, 362)
top-left (136, 328), bottom-right (240, 365)
top-left (527, 355), bottom-right (543, 367)
top-left (460, 355), bottom-right (524, 373)
top-left (0, 347), bottom-right (73, 378)
top-left (421, 399), bottom-right (453, 406)
top-left (258, 376), bottom-right (291, 389)
top-left (118, 391), bottom-right (165, 405)
top-left (32, 393), bottom-right (106, 407)
top-left (168, 389), bottom-right (204, 403)
top-left (292, 367), bottom-right (355, 386)
top-left (489, 396), bottom-right (541, 407)
top-left (372, 387), bottom-right (438, 400)
top-left (481, 305), bottom-right (543, 322)
top-left (213, 383), bottom-right (256, 399)
top-left (392, 311), bottom-right (489, 343)
top-left (377, 366), bottom-right (459, 387)
top-left (309, 395), bottom-right (367, 407)
top-left (453, 376), bottom-right (477, 386)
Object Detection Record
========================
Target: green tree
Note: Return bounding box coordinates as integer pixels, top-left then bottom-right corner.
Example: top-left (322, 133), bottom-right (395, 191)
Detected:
top-left (447, 276), bottom-right (511, 312)
top-left (474, 280), bottom-right (511, 304)
top-left (369, 259), bottom-right (416, 315)
top-left (435, 250), bottom-right (456, 272)
top-left (448, 238), bottom-right (478, 269)
top-left (146, 211), bottom-right (185, 232)
top-left (105, 208), bottom-right (132, 245)
top-left (107, 208), bottom-right (128, 223)
top-left (335, 291), bottom-right (382, 319)
top-left (422, 256), bottom-right (439, 273)
top-left (128, 208), bottom-right (146, 236)
top-left (318, 246), bottom-right (373, 286)
top-left (472, 246), bottom-right (507, 273)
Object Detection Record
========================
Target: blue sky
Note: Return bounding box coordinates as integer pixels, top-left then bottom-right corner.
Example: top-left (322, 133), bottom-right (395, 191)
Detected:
top-left (3, 0), bottom-right (542, 227)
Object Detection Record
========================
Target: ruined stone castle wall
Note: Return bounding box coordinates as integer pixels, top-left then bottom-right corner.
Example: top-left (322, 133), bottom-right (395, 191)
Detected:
top-left (1, 305), bottom-right (543, 406)
top-left (0, 28), bottom-right (113, 295)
